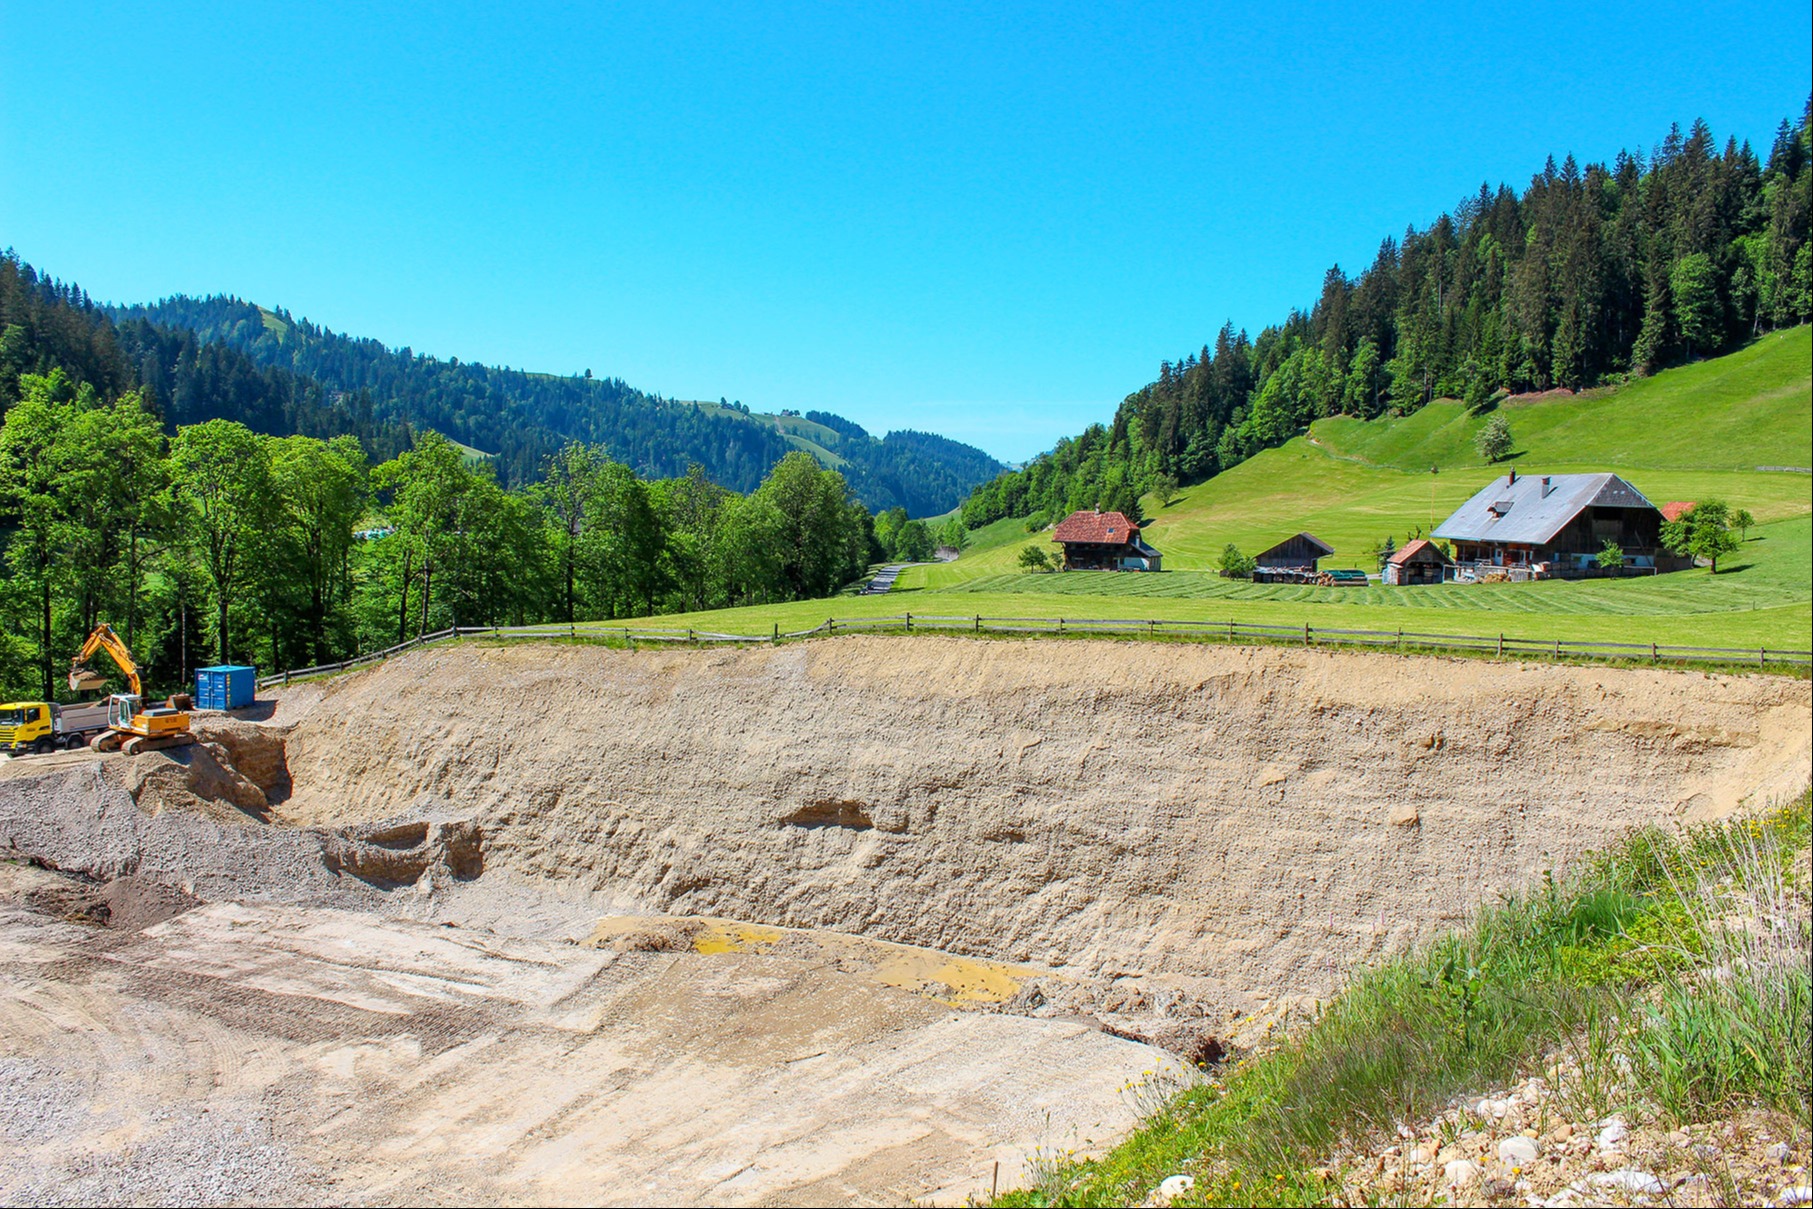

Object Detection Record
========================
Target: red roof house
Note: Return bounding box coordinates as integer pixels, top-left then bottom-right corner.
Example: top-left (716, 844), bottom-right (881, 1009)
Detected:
top-left (1660, 501), bottom-right (1697, 522)
top-left (1050, 510), bottom-right (1163, 571)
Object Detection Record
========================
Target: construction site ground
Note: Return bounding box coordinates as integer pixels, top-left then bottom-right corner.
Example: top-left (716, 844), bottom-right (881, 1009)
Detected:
top-left (2, 637), bottom-right (1808, 1206)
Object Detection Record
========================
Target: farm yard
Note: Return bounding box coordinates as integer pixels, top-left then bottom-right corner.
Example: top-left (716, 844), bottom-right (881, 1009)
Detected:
top-left (613, 329), bottom-right (1808, 653)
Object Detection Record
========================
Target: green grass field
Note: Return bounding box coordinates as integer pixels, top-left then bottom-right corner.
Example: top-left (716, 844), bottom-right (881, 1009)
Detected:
top-left (629, 330), bottom-right (1812, 652)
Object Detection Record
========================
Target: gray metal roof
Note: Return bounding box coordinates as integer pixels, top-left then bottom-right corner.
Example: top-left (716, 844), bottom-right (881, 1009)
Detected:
top-left (1433, 472), bottom-right (1658, 545)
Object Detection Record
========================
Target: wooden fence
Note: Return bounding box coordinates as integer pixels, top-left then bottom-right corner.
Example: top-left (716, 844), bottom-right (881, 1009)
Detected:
top-left (257, 614), bottom-right (1812, 688)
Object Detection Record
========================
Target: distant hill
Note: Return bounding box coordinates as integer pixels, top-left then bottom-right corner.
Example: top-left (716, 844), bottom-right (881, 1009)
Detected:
top-left (685, 402), bottom-right (1005, 518)
top-left (107, 295), bottom-right (1002, 512)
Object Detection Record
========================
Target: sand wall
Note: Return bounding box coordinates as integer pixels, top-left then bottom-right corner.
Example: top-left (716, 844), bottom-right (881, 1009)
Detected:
top-left (272, 638), bottom-right (1811, 1004)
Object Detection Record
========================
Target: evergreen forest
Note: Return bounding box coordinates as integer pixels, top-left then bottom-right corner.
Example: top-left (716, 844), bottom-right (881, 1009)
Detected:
top-left (104, 294), bottom-right (1002, 511)
top-left (960, 106), bottom-right (1812, 530)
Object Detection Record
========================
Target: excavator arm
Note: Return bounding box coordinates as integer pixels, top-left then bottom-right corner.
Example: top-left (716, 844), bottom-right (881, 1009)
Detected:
top-left (70, 624), bottom-right (142, 697)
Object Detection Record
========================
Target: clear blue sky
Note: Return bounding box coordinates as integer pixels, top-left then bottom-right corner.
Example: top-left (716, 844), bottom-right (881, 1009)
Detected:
top-left (3, 2), bottom-right (1808, 462)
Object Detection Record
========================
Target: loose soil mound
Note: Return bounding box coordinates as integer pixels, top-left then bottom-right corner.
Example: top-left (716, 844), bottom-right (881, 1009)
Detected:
top-left (274, 638), bottom-right (1811, 1012)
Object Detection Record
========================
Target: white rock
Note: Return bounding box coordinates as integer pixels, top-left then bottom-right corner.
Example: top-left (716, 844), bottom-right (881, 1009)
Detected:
top-left (1155, 1174), bottom-right (1194, 1203)
top-left (1595, 1117), bottom-right (1628, 1150)
top-left (1589, 1169), bottom-right (1666, 1195)
top-left (1778, 1187), bottom-right (1812, 1208)
top-left (1498, 1135), bottom-right (1542, 1165)
top-left (1766, 1141), bottom-right (1791, 1163)
top-left (1444, 1158), bottom-right (1482, 1188)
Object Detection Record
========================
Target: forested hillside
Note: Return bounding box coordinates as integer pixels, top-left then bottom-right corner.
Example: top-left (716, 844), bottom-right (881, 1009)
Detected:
top-left (962, 105), bottom-right (1812, 529)
top-left (107, 295), bottom-right (1003, 512)
top-left (0, 255), bottom-right (892, 698)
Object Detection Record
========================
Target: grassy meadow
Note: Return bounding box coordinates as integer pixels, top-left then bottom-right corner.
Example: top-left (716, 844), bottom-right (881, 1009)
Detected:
top-left (620, 328), bottom-right (1811, 653)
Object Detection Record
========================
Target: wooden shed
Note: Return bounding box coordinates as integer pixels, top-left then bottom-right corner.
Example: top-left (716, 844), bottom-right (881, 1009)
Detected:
top-left (1382, 538), bottom-right (1452, 585)
top-left (1250, 532), bottom-right (1334, 584)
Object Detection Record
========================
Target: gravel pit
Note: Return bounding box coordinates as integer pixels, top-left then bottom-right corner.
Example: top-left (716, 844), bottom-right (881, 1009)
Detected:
top-left (0, 637), bottom-right (1806, 1205)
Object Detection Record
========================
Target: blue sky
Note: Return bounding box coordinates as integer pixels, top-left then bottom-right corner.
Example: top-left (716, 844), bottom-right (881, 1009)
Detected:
top-left (3, 2), bottom-right (1808, 462)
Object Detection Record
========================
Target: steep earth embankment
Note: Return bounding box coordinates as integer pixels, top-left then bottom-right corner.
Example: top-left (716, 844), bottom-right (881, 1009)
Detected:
top-left (275, 638), bottom-right (1812, 1012)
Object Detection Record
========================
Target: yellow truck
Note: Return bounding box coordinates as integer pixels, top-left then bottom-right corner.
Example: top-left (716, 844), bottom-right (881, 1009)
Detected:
top-left (0, 699), bottom-right (113, 755)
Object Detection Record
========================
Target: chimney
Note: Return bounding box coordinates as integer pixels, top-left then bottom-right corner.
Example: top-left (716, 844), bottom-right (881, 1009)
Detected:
top-left (1541, 476), bottom-right (1552, 498)
top-left (1508, 467), bottom-right (1517, 486)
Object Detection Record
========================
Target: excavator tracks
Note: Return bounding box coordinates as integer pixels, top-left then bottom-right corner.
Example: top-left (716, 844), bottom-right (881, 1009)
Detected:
top-left (121, 734), bottom-right (196, 757)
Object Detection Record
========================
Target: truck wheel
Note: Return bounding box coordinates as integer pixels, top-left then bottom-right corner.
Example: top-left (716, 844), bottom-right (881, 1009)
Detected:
top-left (32, 738), bottom-right (52, 755)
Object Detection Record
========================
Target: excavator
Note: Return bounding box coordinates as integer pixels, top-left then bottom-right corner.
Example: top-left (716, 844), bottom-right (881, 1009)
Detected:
top-left (68, 623), bottom-right (194, 754)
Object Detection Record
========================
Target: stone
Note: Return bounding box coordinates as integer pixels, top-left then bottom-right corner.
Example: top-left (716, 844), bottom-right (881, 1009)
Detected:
top-left (1589, 1169), bottom-right (1666, 1195)
top-left (1444, 1158), bottom-right (1482, 1188)
top-left (1498, 1135), bottom-right (1542, 1166)
top-left (1780, 1188), bottom-right (1812, 1208)
top-left (1155, 1174), bottom-right (1194, 1203)
top-left (1389, 802), bottom-right (1419, 827)
top-left (1595, 1117), bottom-right (1628, 1150)
top-left (1765, 1142), bottom-right (1791, 1163)
top-left (1550, 1123), bottom-right (1575, 1143)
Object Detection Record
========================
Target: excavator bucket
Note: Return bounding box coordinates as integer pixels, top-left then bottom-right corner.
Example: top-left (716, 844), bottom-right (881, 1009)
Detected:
top-left (69, 667), bottom-right (108, 692)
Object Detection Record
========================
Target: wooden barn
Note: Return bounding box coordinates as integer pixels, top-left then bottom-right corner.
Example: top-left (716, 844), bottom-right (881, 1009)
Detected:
top-left (1251, 532), bottom-right (1333, 583)
top-left (1050, 510), bottom-right (1163, 571)
top-left (1382, 538), bottom-right (1453, 585)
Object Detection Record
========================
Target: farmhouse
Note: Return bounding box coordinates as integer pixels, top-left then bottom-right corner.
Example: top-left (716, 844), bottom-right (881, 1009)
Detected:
top-left (1434, 470), bottom-right (1688, 578)
top-left (1050, 510), bottom-right (1163, 571)
top-left (1251, 532), bottom-right (1334, 583)
top-left (1382, 538), bottom-right (1453, 585)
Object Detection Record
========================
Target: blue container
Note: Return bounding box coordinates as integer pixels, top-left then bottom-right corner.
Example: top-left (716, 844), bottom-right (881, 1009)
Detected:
top-left (195, 665), bottom-right (257, 711)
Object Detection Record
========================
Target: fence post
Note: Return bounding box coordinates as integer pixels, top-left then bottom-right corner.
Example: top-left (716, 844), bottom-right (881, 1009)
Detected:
top-left (905, 612), bottom-right (912, 633)
top-left (974, 614), bottom-right (980, 633)
top-left (1059, 618), bottom-right (1065, 635)
top-left (1760, 647), bottom-right (1766, 668)
top-left (1397, 628), bottom-right (1402, 653)
top-left (1651, 643), bottom-right (1657, 662)
top-left (772, 623), bottom-right (778, 645)
top-left (1304, 622), bottom-right (1311, 646)
top-left (1497, 633), bottom-right (1504, 657)
top-left (828, 617), bottom-right (835, 635)
top-left (1228, 619), bottom-right (1235, 643)
top-left (688, 628), bottom-right (695, 644)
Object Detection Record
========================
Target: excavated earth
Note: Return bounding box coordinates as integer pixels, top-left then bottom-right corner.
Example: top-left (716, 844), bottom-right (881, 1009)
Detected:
top-left (1, 636), bottom-right (1808, 1207)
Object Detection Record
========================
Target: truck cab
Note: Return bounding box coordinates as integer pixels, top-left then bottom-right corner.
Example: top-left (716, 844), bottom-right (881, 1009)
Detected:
top-left (0, 702), bottom-right (53, 753)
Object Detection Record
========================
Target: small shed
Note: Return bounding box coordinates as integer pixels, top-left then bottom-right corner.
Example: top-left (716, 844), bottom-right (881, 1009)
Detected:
top-left (1254, 532), bottom-right (1334, 570)
top-left (1383, 538), bottom-right (1453, 585)
top-left (1250, 532), bottom-right (1334, 584)
top-left (195, 665), bottom-right (257, 711)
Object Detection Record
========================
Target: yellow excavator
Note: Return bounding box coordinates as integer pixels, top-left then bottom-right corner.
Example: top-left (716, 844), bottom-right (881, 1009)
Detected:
top-left (68, 624), bottom-right (194, 754)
